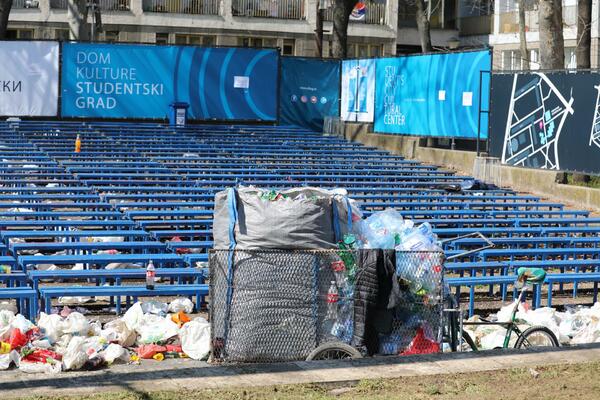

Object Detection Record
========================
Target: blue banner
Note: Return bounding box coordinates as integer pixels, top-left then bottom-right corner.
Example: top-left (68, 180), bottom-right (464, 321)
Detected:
top-left (374, 50), bottom-right (491, 139)
top-left (61, 43), bottom-right (278, 121)
top-left (279, 57), bottom-right (340, 131)
top-left (341, 59), bottom-right (375, 122)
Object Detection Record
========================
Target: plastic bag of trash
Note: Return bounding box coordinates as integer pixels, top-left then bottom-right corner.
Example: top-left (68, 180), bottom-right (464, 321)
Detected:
top-left (19, 360), bottom-right (61, 374)
top-left (100, 343), bottom-right (129, 364)
top-left (137, 315), bottom-right (179, 344)
top-left (0, 310), bottom-right (15, 341)
top-left (123, 302), bottom-right (144, 331)
top-left (359, 208), bottom-right (406, 249)
top-left (479, 328), bottom-right (508, 350)
top-left (180, 317), bottom-right (210, 360)
top-left (101, 319), bottom-right (136, 347)
top-left (37, 313), bottom-right (65, 344)
top-left (62, 336), bottom-right (89, 370)
top-left (141, 301), bottom-right (169, 316)
top-left (0, 302), bottom-right (17, 314)
top-left (168, 298), bottom-right (194, 314)
top-left (58, 293), bottom-right (93, 305)
top-left (10, 314), bottom-right (34, 333)
top-left (84, 336), bottom-right (108, 358)
top-left (0, 350), bottom-right (20, 370)
top-left (571, 321), bottom-right (600, 345)
top-left (63, 312), bottom-right (90, 336)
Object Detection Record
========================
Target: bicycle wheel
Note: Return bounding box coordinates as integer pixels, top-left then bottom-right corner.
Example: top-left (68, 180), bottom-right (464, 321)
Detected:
top-left (306, 342), bottom-right (363, 361)
top-left (461, 330), bottom-right (478, 352)
top-left (515, 326), bottom-right (559, 349)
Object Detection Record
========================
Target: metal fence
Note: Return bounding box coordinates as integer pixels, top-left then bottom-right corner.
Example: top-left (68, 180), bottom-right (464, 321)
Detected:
top-left (143, 0), bottom-right (220, 14)
top-left (210, 249), bottom-right (445, 363)
top-left (232, 0), bottom-right (305, 20)
top-left (50, 0), bottom-right (130, 10)
top-left (324, 1), bottom-right (386, 25)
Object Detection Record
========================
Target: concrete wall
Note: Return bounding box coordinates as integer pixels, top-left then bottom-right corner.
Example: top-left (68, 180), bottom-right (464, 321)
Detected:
top-left (343, 123), bottom-right (600, 213)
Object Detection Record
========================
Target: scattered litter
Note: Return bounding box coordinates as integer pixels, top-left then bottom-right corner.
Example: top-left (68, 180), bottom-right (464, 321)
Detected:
top-left (168, 298), bottom-right (194, 314)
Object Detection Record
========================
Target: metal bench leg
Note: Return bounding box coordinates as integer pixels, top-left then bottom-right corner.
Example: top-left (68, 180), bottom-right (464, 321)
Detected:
top-left (45, 295), bottom-right (51, 315)
top-left (548, 282), bottom-right (553, 307)
top-left (469, 286), bottom-right (475, 317)
top-left (594, 282), bottom-right (598, 304)
top-left (573, 266), bottom-right (580, 299)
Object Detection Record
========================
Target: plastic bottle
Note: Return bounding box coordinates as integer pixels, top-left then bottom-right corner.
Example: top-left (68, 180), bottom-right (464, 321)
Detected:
top-left (74, 134), bottom-right (81, 153)
top-left (326, 281), bottom-right (339, 320)
top-left (146, 260), bottom-right (155, 290)
top-left (331, 261), bottom-right (346, 287)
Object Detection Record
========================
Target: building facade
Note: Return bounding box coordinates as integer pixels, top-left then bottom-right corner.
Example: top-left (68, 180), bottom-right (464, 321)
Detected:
top-left (5, 0), bottom-right (398, 57)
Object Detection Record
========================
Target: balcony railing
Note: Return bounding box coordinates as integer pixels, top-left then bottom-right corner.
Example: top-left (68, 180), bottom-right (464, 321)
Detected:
top-left (325, 2), bottom-right (386, 25)
top-left (143, 0), bottom-right (220, 14)
top-left (232, 0), bottom-right (305, 19)
top-left (460, 15), bottom-right (492, 35)
top-left (12, 0), bottom-right (40, 8)
top-left (50, 0), bottom-right (131, 11)
top-left (499, 4), bottom-right (576, 33)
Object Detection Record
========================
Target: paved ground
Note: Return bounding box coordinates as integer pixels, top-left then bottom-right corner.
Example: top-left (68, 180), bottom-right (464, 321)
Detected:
top-left (2, 344), bottom-right (600, 399)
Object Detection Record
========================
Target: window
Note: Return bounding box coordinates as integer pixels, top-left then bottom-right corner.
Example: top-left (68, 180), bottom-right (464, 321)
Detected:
top-left (282, 39), bottom-right (295, 56)
top-left (104, 31), bottom-right (119, 43)
top-left (6, 29), bottom-right (34, 39)
top-left (530, 49), bottom-right (540, 70)
top-left (502, 49), bottom-right (522, 70)
top-left (565, 47), bottom-right (576, 69)
top-left (347, 43), bottom-right (382, 59)
top-left (239, 37), bottom-right (275, 48)
top-left (175, 34), bottom-right (215, 46)
top-left (155, 33), bottom-right (169, 44)
top-left (55, 29), bottom-right (70, 41)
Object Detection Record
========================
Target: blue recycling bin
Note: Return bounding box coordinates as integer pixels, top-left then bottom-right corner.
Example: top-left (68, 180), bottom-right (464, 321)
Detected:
top-left (169, 102), bottom-right (189, 127)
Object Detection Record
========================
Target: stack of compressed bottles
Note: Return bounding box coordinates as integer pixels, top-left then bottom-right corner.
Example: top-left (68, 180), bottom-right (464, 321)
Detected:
top-left (325, 208), bottom-right (444, 356)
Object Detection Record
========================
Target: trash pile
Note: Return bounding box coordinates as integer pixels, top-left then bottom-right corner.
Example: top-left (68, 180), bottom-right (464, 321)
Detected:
top-left (465, 301), bottom-right (600, 349)
top-left (0, 298), bottom-right (210, 374)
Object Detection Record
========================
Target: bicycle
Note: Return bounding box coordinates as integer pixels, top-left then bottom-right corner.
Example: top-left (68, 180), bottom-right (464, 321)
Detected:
top-left (444, 267), bottom-right (560, 351)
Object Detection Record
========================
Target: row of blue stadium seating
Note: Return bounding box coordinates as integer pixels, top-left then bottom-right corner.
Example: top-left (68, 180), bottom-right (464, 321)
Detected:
top-left (0, 120), bottom-right (597, 318)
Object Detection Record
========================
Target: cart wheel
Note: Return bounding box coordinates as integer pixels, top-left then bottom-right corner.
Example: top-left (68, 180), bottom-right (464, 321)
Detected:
top-left (515, 326), bottom-right (559, 349)
top-left (306, 342), bottom-right (363, 361)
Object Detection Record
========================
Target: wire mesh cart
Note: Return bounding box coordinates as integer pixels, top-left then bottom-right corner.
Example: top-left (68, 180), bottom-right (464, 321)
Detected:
top-left (209, 249), bottom-right (446, 363)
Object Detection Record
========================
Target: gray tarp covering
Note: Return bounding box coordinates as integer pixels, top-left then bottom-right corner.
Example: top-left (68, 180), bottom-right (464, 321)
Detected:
top-left (213, 187), bottom-right (355, 249)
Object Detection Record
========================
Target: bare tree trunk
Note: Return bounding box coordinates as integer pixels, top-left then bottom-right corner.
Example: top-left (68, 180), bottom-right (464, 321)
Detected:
top-left (539, 0), bottom-right (565, 69)
top-left (518, 0), bottom-right (529, 69)
top-left (0, 0), bottom-right (12, 39)
top-left (539, 0), bottom-right (566, 182)
top-left (331, 0), bottom-right (357, 59)
top-left (572, 0), bottom-right (592, 184)
top-left (576, 0), bottom-right (591, 68)
top-left (67, 0), bottom-right (89, 41)
top-left (415, 0), bottom-right (432, 53)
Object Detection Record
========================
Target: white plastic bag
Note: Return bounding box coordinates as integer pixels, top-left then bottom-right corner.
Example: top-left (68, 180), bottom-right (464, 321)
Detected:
top-left (19, 361), bottom-right (61, 374)
top-left (137, 315), bottom-right (179, 344)
top-left (142, 301), bottom-right (169, 315)
top-left (100, 343), bottom-right (129, 364)
top-left (37, 313), bottom-right (65, 344)
top-left (10, 314), bottom-right (34, 333)
top-left (62, 336), bottom-right (89, 370)
top-left (63, 312), bottom-right (90, 336)
top-left (168, 298), bottom-right (194, 314)
top-left (101, 319), bottom-right (137, 347)
top-left (0, 350), bottom-right (20, 370)
top-left (0, 302), bottom-right (17, 314)
top-left (0, 310), bottom-right (15, 341)
top-left (123, 302), bottom-right (144, 331)
top-left (180, 318), bottom-right (211, 360)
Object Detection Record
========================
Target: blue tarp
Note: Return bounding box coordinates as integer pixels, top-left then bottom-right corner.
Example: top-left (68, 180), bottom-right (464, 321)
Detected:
top-left (61, 43), bottom-right (278, 121)
top-left (374, 50), bottom-right (491, 139)
top-left (279, 57), bottom-right (340, 131)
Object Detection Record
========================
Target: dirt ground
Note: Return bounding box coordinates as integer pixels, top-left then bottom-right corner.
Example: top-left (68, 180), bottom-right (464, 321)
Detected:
top-left (12, 361), bottom-right (600, 400)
